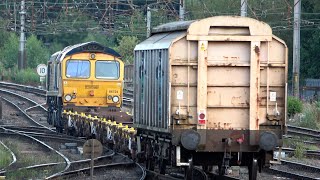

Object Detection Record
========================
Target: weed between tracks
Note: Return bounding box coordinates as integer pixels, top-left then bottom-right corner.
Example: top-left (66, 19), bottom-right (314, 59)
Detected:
top-left (0, 138), bottom-right (66, 179)
top-left (289, 101), bottom-right (320, 130)
top-left (283, 137), bottom-right (320, 160)
top-left (0, 144), bottom-right (12, 169)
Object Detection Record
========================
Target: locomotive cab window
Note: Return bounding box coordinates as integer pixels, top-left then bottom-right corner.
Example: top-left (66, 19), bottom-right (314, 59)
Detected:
top-left (66, 60), bottom-right (90, 78)
top-left (95, 61), bottom-right (120, 79)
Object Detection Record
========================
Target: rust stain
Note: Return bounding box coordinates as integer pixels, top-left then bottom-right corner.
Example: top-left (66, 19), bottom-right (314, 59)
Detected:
top-left (231, 56), bottom-right (240, 61)
top-left (254, 45), bottom-right (260, 55)
top-left (231, 96), bottom-right (241, 105)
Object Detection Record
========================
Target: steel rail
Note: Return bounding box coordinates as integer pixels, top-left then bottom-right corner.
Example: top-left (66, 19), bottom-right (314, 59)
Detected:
top-left (279, 159), bottom-right (320, 172)
top-left (267, 167), bottom-right (319, 180)
top-left (1, 97), bottom-right (54, 132)
top-left (279, 147), bottom-right (320, 158)
top-left (268, 158), bottom-right (320, 180)
top-left (0, 131), bottom-right (85, 143)
top-left (0, 89), bottom-right (47, 112)
top-left (47, 162), bottom-right (140, 179)
top-left (287, 125), bottom-right (320, 140)
top-left (0, 127), bottom-right (71, 177)
top-left (0, 125), bottom-right (55, 132)
top-left (0, 141), bottom-right (17, 173)
top-left (0, 81), bottom-right (46, 97)
top-left (14, 153), bottom-right (117, 175)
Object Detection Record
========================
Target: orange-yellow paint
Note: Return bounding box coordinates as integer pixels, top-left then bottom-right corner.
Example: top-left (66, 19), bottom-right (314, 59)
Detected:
top-left (61, 53), bottom-right (124, 108)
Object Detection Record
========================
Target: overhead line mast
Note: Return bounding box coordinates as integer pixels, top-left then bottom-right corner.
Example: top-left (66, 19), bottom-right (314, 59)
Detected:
top-left (293, 0), bottom-right (301, 98)
top-left (18, 0), bottom-right (26, 70)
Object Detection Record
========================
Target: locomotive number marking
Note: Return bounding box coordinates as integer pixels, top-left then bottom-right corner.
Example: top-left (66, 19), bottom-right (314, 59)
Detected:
top-left (108, 90), bottom-right (119, 93)
top-left (85, 85), bottom-right (99, 89)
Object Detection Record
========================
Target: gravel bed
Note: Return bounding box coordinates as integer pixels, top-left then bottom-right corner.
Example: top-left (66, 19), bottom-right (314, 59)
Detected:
top-left (68, 165), bottom-right (143, 180)
top-left (0, 101), bottom-right (34, 126)
top-left (270, 163), bottom-right (320, 179)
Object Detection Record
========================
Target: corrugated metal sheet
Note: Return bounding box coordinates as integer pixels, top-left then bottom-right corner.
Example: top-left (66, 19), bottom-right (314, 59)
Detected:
top-left (305, 79), bottom-right (320, 87)
top-left (134, 48), bottom-right (170, 132)
top-left (152, 20), bottom-right (194, 34)
top-left (134, 31), bottom-right (186, 51)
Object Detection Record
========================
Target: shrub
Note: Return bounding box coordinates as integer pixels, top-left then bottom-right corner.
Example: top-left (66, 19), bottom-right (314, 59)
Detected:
top-left (299, 104), bottom-right (320, 130)
top-left (293, 142), bottom-right (305, 159)
top-left (13, 68), bottom-right (40, 86)
top-left (287, 96), bottom-right (303, 118)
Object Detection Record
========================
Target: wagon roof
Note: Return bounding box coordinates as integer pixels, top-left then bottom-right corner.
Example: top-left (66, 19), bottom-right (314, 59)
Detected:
top-left (49, 41), bottom-right (121, 62)
top-left (134, 31), bottom-right (186, 51)
top-left (151, 16), bottom-right (272, 36)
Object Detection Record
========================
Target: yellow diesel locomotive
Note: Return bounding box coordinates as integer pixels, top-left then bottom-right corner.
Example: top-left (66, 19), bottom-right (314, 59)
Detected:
top-left (46, 41), bottom-right (131, 132)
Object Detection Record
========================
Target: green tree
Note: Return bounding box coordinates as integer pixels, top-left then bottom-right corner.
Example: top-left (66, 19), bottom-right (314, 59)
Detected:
top-left (47, 41), bottom-right (64, 55)
top-left (114, 36), bottom-right (139, 64)
top-left (288, 96), bottom-right (303, 117)
top-left (26, 34), bottom-right (50, 68)
top-left (0, 33), bottom-right (19, 69)
top-left (83, 32), bottom-right (115, 47)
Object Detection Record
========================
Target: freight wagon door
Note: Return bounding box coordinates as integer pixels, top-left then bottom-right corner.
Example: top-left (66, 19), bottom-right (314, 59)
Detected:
top-left (184, 20), bottom-right (279, 131)
top-left (206, 40), bottom-right (252, 130)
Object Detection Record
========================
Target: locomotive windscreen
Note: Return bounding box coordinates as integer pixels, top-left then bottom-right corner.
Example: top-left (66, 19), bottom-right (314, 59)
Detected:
top-left (95, 61), bottom-right (120, 79)
top-left (66, 60), bottom-right (90, 78)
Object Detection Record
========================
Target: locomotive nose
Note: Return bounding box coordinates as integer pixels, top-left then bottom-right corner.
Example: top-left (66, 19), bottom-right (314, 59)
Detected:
top-left (259, 131), bottom-right (279, 151)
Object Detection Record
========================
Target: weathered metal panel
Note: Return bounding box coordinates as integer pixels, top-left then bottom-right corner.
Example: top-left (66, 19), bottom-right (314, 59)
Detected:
top-left (134, 47), bottom-right (171, 132)
top-left (134, 31), bottom-right (186, 51)
top-left (134, 16), bottom-right (287, 135)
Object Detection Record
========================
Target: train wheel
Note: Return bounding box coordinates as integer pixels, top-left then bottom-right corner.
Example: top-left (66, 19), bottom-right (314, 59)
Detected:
top-left (145, 141), bottom-right (153, 170)
top-left (159, 158), bottom-right (166, 174)
top-left (52, 110), bottom-right (57, 127)
top-left (248, 158), bottom-right (258, 180)
top-left (202, 165), bottom-right (213, 173)
top-left (185, 157), bottom-right (193, 180)
top-left (218, 165), bottom-right (225, 176)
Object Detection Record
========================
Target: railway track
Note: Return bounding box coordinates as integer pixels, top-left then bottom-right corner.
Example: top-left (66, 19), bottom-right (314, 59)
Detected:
top-left (268, 159), bottom-right (320, 180)
top-left (2, 82), bottom-right (320, 180)
top-left (0, 127), bottom-right (71, 179)
top-left (279, 147), bottom-right (320, 159)
top-left (0, 81), bottom-right (46, 97)
top-left (0, 82), bottom-right (147, 179)
top-left (287, 125), bottom-right (320, 140)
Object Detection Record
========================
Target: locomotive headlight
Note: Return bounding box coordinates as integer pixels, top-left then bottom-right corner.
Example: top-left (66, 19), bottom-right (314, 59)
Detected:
top-left (65, 94), bottom-right (72, 102)
top-left (112, 96), bottom-right (119, 103)
top-left (90, 53), bottom-right (96, 59)
top-left (108, 95), bottom-right (112, 100)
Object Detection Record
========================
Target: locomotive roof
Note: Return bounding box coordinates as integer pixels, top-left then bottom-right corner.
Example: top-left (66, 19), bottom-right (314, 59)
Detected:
top-left (50, 41), bottom-right (121, 62)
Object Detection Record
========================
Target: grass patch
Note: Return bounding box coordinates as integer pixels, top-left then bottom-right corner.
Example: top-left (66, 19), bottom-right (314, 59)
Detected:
top-left (2, 138), bottom-right (65, 179)
top-left (5, 165), bottom-right (64, 180)
top-left (0, 64), bottom-right (42, 86)
top-left (13, 68), bottom-right (41, 86)
top-left (299, 103), bottom-right (320, 130)
top-left (0, 144), bottom-right (12, 169)
top-left (293, 142), bottom-right (306, 159)
top-left (305, 144), bottom-right (320, 151)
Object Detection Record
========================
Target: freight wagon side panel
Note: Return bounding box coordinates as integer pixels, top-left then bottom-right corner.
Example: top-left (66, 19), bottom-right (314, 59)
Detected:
top-left (133, 32), bottom-right (186, 132)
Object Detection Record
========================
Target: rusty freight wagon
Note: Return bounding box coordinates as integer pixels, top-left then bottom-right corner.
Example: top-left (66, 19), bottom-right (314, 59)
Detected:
top-left (133, 16), bottom-right (287, 180)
